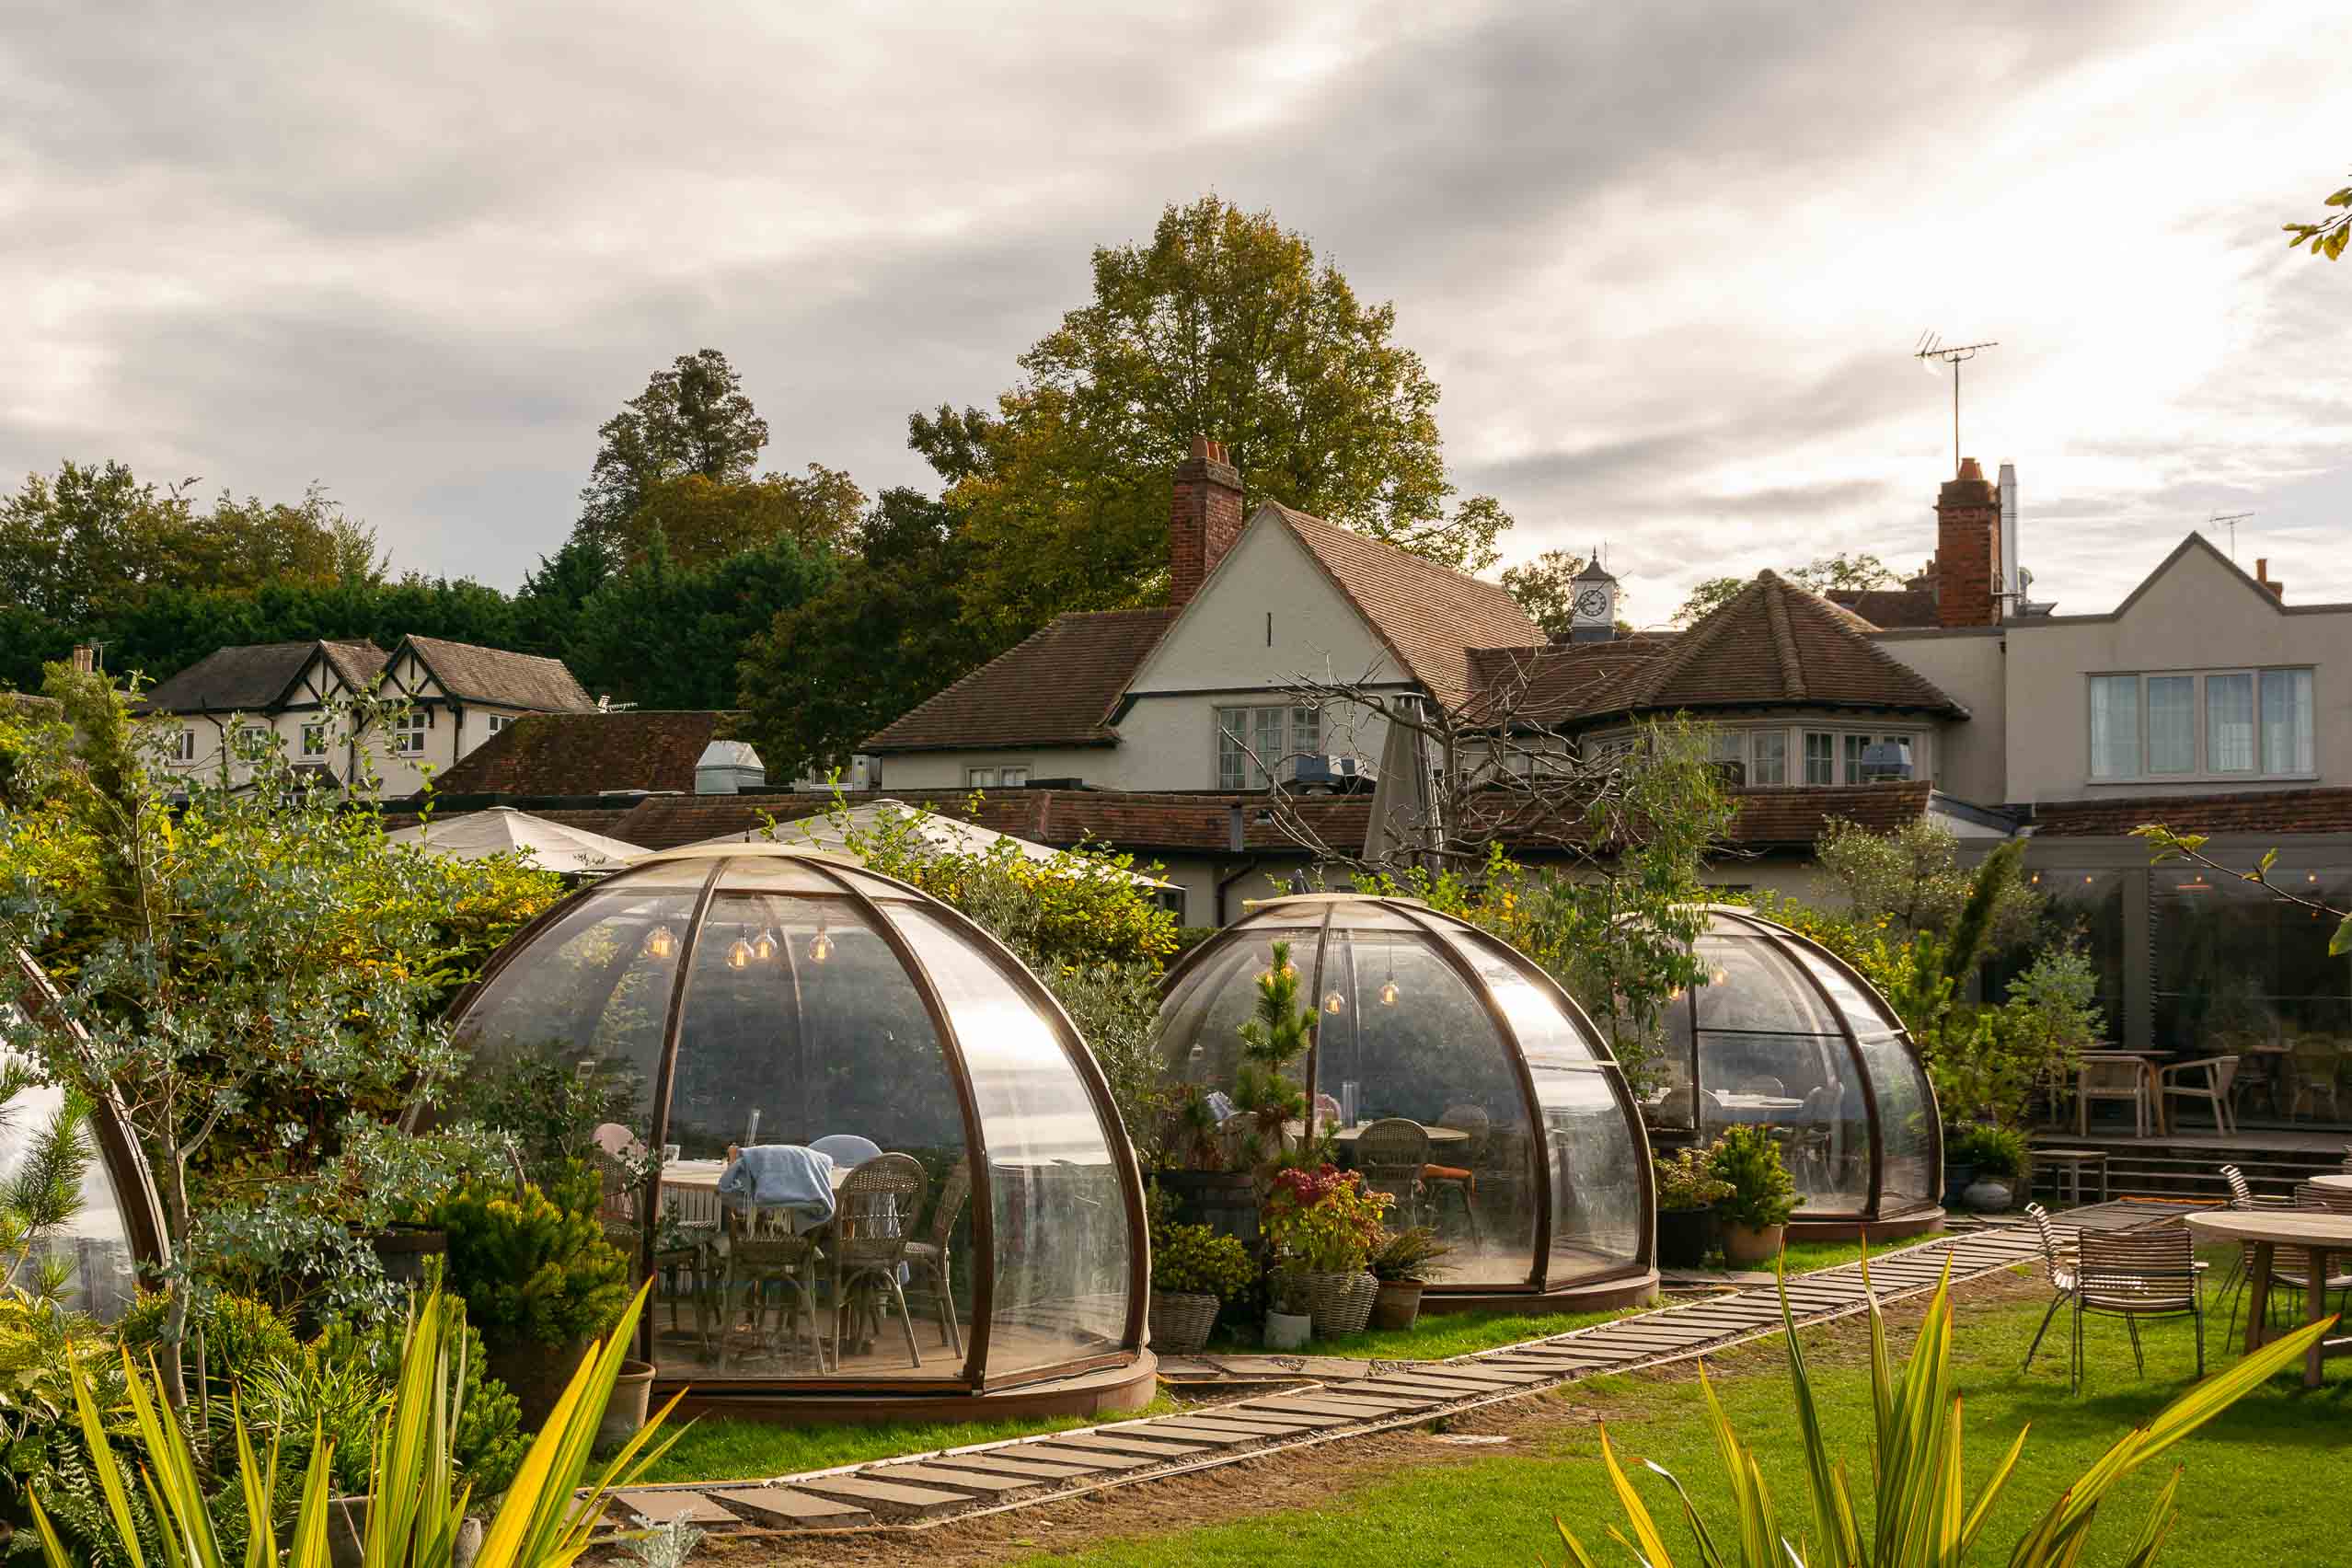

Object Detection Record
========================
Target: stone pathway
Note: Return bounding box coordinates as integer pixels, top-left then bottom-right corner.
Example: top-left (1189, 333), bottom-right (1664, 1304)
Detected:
top-left (600, 1221), bottom-right (2060, 1539)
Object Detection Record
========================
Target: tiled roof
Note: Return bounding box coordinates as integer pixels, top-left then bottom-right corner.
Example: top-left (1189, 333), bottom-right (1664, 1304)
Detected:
top-left (1274, 508), bottom-right (1545, 709)
top-left (140, 640), bottom-right (383, 715)
top-left (2030, 788), bottom-right (2352, 839)
top-left (1827, 587), bottom-right (1941, 628)
top-left (431, 711), bottom-right (727, 797)
top-left (1467, 640), bottom-right (1676, 726)
top-left (450, 780), bottom-right (1932, 858)
top-left (1585, 571), bottom-right (1966, 722)
top-left (400, 636), bottom-right (592, 712)
top-left (863, 609), bottom-right (1180, 753)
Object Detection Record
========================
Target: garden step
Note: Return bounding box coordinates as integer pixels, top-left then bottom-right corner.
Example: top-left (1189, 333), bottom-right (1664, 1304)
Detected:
top-left (1135, 1417), bottom-right (1294, 1446)
top-left (862, 1462), bottom-right (1059, 1501)
top-left (917, 1452), bottom-right (1106, 1482)
top-left (784, 1475), bottom-right (983, 1521)
top-left (606, 1490), bottom-right (742, 1528)
top-left (703, 1484), bottom-right (877, 1529)
top-left (1013, 1440), bottom-right (1169, 1470)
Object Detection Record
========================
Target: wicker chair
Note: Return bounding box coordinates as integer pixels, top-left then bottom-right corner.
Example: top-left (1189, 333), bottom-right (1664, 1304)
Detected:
top-left (1353, 1119), bottom-right (1431, 1226)
top-left (594, 1148), bottom-right (711, 1351)
top-left (902, 1159), bottom-right (972, 1355)
top-left (2020, 1202), bottom-right (2078, 1372)
top-left (715, 1203), bottom-right (827, 1372)
top-left (830, 1153), bottom-right (929, 1369)
top-left (2071, 1228), bottom-right (2202, 1394)
top-left (2156, 1055), bottom-right (2239, 1134)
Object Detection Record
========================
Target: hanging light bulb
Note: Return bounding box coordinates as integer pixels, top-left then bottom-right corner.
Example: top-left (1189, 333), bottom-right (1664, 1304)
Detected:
top-left (1378, 979), bottom-right (1400, 1007)
top-left (725, 937), bottom-right (753, 970)
top-left (1323, 989), bottom-right (1346, 1015)
top-left (809, 918), bottom-right (834, 963)
top-left (1377, 931), bottom-right (1399, 1007)
top-left (752, 928), bottom-right (778, 962)
top-left (644, 925), bottom-right (677, 960)
top-left (1708, 966), bottom-right (1729, 987)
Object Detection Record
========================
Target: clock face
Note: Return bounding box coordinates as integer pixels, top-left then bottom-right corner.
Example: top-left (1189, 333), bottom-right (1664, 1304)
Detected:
top-left (1574, 587), bottom-right (1610, 618)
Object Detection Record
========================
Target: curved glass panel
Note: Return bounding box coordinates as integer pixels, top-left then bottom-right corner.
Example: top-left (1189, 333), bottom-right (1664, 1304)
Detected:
top-left (1158, 897), bottom-right (1652, 1294)
top-left (0, 1052), bottom-right (139, 1321)
top-left (1858, 1034), bottom-right (1937, 1213)
top-left (887, 907), bottom-right (1130, 1378)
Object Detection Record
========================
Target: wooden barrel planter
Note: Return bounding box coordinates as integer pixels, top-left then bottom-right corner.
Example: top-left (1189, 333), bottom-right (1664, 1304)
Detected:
top-left (1148, 1170), bottom-right (1259, 1251)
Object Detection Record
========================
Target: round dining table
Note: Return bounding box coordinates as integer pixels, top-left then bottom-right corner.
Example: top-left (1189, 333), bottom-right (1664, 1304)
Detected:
top-left (2312, 1172), bottom-right (2352, 1196)
top-left (1707, 1094), bottom-right (1805, 1125)
top-left (2184, 1208), bottom-right (2352, 1387)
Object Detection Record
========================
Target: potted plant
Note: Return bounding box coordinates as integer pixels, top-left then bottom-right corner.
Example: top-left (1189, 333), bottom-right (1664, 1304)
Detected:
top-left (1368, 1227), bottom-right (1452, 1330)
top-left (1149, 1085), bottom-right (1261, 1251)
top-left (1262, 1163), bottom-right (1390, 1337)
top-left (1708, 1124), bottom-right (1798, 1265)
top-left (1941, 1125), bottom-right (1979, 1210)
top-left (1654, 1145), bottom-right (1734, 1268)
top-left (426, 1162), bottom-right (632, 1429)
top-left (1264, 1269), bottom-right (1313, 1350)
top-left (1947, 1123), bottom-right (2030, 1213)
top-left (1146, 1184), bottom-right (1256, 1355)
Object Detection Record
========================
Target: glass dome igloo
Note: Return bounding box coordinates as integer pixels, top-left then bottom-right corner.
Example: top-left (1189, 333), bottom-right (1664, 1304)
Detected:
top-left (444, 846), bottom-right (1148, 1404)
top-left (6, 952), bottom-right (167, 1323)
top-left (1643, 907), bottom-right (1943, 1232)
top-left (1159, 895), bottom-right (1656, 1306)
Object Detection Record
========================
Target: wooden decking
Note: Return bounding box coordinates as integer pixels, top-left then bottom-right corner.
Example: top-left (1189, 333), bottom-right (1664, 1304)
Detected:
top-left (2032, 1125), bottom-right (2352, 1201)
top-left (596, 1217), bottom-right (2073, 1540)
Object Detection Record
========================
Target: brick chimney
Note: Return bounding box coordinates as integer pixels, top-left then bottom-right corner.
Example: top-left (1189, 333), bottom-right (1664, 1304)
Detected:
top-left (1934, 457), bottom-right (2002, 628)
top-left (1169, 436), bottom-right (1244, 608)
top-left (70, 644), bottom-right (95, 674)
top-left (2255, 558), bottom-right (2286, 601)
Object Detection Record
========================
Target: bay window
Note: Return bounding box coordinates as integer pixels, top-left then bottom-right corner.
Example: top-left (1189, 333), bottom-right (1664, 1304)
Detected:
top-left (1751, 730), bottom-right (1787, 785)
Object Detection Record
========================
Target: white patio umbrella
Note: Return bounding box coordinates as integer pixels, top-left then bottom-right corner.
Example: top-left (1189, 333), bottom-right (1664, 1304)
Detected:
top-left (667, 798), bottom-right (1171, 890)
top-left (385, 806), bottom-right (644, 875)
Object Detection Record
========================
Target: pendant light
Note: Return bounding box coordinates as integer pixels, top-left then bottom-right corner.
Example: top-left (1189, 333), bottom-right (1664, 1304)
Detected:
top-left (644, 925), bottom-right (677, 960)
top-left (1377, 930), bottom-right (1400, 1007)
top-left (725, 937), bottom-right (753, 971)
top-left (809, 915), bottom-right (834, 964)
top-left (752, 928), bottom-right (778, 963)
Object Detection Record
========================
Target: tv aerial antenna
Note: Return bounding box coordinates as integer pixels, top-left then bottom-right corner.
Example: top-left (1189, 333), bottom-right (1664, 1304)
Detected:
top-left (2208, 511), bottom-right (2254, 561)
top-left (1913, 331), bottom-right (1999, 473)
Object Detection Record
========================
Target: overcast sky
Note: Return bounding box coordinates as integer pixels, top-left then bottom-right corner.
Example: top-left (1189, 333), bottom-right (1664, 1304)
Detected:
top-left (5, 1), bottom-right (2346, 620)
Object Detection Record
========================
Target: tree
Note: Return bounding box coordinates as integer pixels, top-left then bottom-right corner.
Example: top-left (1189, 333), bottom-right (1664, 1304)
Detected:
top-left (577, 349), bottom-right (770, 548)
top-left (2284, 170), bottom-right (2352, 259)
top-left (1672, 552), bottom-right (1900, 625)
top-left (606, 465), bottom-right (862, 571)
top-left (568, 529), bottom-right (836, 711)
top-left (737, 488), bottom-right (994, 780)
top-left (913, 196), bottom-right (1513, 642)
top-left (1814, 817), bottom-right (2041, 957)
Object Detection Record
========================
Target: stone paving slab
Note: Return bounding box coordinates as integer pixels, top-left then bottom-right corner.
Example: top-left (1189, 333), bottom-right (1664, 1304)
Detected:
top-left (917, 1452), bottom-right (1107, 1482)
top-left (1013, 1441), bottom-right (1167, 1470)
top-left (783, 1475), bottom-right (975, 1522)
top-left (609, 1490), bottom-right (742, 1528)
top-left (865, 1463), bottom-right (1056, 1501)
top-left (704, 1485), bottom-right (877, 1528)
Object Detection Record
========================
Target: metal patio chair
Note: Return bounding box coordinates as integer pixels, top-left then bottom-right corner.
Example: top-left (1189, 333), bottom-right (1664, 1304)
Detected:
top-left (2020, 1202), bottom-right (2078, 1373)
top-left (2071, 1228), bottom-right (2202, 1395)
top-left (2156, 1055), bottom-right (2238, 1135)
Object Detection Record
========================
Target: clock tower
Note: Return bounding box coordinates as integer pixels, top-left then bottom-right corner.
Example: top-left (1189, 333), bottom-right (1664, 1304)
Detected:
top-left (1567, 549), bottom-right (1620, 643)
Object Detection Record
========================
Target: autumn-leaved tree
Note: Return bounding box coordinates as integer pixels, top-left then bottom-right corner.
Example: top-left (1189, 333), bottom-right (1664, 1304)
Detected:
top-left (1673, 551), bottom-right (1902, 625)
top-left (576, 348), bottom-right (772, 549)
top-left (2284, 169), bottom-right (2352, 259)
top-left (605, 464), bottom-right (863, 571)
top-left (912, 196), bottom-right (1513, 643)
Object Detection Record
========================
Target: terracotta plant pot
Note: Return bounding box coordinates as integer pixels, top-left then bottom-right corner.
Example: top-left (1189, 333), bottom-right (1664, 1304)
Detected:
top-left (1263, 1309), bottom-right (1312, 1350)
top-left (1655, 1204), bottom-right (1719, 1269)
top-left (1720, 1220), bottom-right (1785, 1266)
top-left (486, 1336), bottom-right (593, 1433)
top-left (595, 1359), bottom-right (657, 1452)
top-left (1371, 1279), bottom-right (1424, 1331)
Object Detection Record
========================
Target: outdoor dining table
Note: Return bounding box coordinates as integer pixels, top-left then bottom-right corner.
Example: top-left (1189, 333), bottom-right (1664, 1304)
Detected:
top-left (1707, 1093), bottom-right (1805, 1124)
top-left (661, 1157), bottom-right (850, 1229)
top-left (2313, 1173), bottom-right (2352, 1197)
top-left (2184, 1208), bottom-right (2352, 1387)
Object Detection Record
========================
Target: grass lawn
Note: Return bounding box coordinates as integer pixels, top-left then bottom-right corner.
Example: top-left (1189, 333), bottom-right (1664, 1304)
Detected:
top-left (638, 1395), bottom-right (1183, 1485)
top-left (1015, 1253), bottom-right (2352, 1566)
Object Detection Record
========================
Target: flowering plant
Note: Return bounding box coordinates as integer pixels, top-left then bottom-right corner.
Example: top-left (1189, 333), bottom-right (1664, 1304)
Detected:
top-left (1262, 1164), bottom-right (1391, 1274)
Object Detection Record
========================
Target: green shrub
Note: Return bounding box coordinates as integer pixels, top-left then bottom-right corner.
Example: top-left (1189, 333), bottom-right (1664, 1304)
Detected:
top-left (1654, 1146), bottom-right (1734, 1212)
top-left (1708, 1126), bottom-right (1797, 1230)
top-left (312, 1291), bottom-right (527, 1499)
top-left (425, 1164), bottom-right (630, 1353)
top-left (1945, 1123), bottom-right (2030, 1180)
top-left (1150, 1223), bottom-right (1255, 1301)
top-left (1367, 1226), bottom-right (1452, 1284)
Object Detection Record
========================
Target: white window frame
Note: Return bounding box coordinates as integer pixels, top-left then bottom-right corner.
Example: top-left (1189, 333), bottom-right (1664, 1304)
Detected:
top-left (233, 725), bottom-right (271, 762)
top-left (964, 765), bottom-right (1030, 789)
top-left (2085, 666), bottom-right (2318, 784)
top-left (1216, 704), bottom-right (1321, 790)
top-left (300, 721), bottom-right (329, 758)
top-left (393, 709), bottom-right (429, 756)
top-left (170, 727), bottom-right (196, 764)
top-left (485, 713), bottom-right (511, 738)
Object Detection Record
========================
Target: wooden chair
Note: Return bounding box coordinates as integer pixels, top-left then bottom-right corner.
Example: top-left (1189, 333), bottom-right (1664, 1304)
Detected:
top-left (2020, 1203), bottom-right (2078, 1373)
top-left (2156, 1055), bottom-right (2238, 1135)
top-left (902, 1159), bottom-right (972, 1356)
top-left (2070, 1228), bottom-right (2202, 1395)
top-left (1424, 1105), bottom-right (1488, 1243)
top-left (1353, 1118), bottom-right (1431, 1226)
top-left (830, 1154), bottom-right (929, 1369)
top-left (2286, 1040), bottom-right (2344, 1122)
top-left (2075, 1054), bottom-right (2154, 1137)
top-left (594, 1148), bottom-right (710, 1351)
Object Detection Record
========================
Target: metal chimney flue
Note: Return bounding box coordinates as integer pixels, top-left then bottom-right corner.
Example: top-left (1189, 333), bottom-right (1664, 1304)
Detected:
top-left (1997, 463), bottom-right (2019, 616)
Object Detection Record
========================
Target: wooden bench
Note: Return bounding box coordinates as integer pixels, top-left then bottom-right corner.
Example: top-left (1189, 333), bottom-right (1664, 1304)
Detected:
top-left (2035, 1147), bottom-right (2108, 1205)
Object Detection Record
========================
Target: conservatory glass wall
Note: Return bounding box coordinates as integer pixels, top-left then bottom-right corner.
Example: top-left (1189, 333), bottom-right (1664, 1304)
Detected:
top-left (1157, 895), bottom-right (1653, 1297)
top-left (1643, 907), bottom-right (1941, 1223)
top-left (444, 846), bottom-right (1145, 1394)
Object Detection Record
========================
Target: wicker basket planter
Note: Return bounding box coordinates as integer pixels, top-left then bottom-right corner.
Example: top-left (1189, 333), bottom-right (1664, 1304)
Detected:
top-left (1148, 1290), bottom-right (1222, 1355)
top-left (1305, 1270), bottom-right (1378, 1337)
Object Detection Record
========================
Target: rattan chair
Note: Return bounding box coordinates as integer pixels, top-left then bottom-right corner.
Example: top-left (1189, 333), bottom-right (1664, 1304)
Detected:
top-left (2020, 1202), bottom-right (2078, 1372)
top-left (2071, 1228), bottom-right (2202, 1395)
top-left (2156, 1055), bottom-right (2239, 1135)
top-left (715, 1203), bottom-right (828, 1373)
top-left (830, 1153), bottom-right (929, 1369)
top-left (1354, 1118), bottom-right (1431, 1225)
top-left (594, 1148), bottom-right (711, 1352)
top-left (902, 1158), bottom-right (972, 1355)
